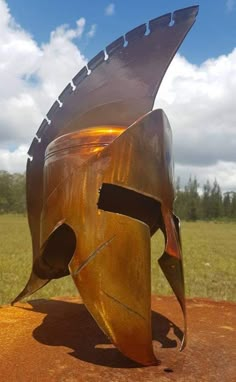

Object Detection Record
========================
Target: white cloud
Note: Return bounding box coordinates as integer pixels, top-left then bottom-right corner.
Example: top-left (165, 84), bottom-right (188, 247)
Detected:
top-left (105, 3), bottom-right (115, 16)
top-left (175, 161), bottom-right (236, 193)
top-left (0, 145), bottom-right (28, 173)
top-left (50, 18), bottom-right (86, 40)
top-left (87, 24), bottom-right (97, 38)
top-left (0, 0), bottom-right (87, 149)
top-left (155, 50), bottom-right (236, 191)
top-left (226, 0), bottom-right (235, 12)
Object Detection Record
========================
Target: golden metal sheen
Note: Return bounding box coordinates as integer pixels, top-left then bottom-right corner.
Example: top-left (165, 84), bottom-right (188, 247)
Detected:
top-left (12, 6), bottom-right (199, 365)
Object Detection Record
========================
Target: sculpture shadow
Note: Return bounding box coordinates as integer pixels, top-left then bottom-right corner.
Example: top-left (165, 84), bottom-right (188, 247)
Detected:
top-left (23, 299), bottom-right (183, 368)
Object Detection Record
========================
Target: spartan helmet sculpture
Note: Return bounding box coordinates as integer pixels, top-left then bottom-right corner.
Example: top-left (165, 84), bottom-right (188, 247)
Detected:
top-left (12, 6), bottom-right (199, 365)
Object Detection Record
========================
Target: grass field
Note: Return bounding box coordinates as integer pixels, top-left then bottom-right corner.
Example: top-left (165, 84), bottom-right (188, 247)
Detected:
top-left (0, 214), bottom-right (235, 305)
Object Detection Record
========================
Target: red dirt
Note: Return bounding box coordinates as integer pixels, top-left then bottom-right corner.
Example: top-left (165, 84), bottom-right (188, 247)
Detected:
top-left (0, 295), bottom-right (235, 381)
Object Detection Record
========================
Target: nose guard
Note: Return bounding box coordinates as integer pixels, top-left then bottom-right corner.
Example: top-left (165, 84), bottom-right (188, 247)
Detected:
top-left (13, 109), bottom-right (185, 365)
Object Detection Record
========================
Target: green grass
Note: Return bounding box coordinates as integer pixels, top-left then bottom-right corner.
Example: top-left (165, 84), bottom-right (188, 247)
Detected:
top-left (0, 215), bottom-right (235, 305)
top-left (151, 221), bottom-right (236, 301)
top-left (0, 214), bottom-right (77, 305)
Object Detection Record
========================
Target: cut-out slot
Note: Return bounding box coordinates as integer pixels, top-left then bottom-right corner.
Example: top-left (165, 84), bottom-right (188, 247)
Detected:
top-left (169, 17), bottom-right (175, 27)
top-left (97, 183), bottom-right (163, 235)
top-left (57, 99), bottom-right (63, 108)
top-left (145, 22), bottom-right (151, 36)
top-left (104, 49), bottom-right (109, 61)
top-left (123, 38), bottom-right (128, 47)
top-left (45, 116), bottom-right (51, 125)
top-left (35, 135), bottom-right (41, 143)
top-left (27, 154), bottom-right (33, 161)
top-left (71, 80), bottom-right (76, 91)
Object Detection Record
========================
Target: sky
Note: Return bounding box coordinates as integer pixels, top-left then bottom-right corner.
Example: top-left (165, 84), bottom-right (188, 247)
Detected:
top-left (0, 0), bottom-right (235, 191)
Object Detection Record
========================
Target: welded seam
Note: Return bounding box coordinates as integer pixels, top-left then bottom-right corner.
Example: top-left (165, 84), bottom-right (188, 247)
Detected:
top-left (102, 290), bottom-right (146, 321)
top-left (74, 235), bottom-right (116, 275)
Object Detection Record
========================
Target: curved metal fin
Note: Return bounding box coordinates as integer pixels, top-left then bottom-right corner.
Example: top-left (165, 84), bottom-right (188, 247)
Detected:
top-left (158, 208), bottom-right (186, 350)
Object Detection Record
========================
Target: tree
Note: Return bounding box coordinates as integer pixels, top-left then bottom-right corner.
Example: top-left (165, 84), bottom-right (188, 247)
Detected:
top-left (201, 180), bottom-right (211, 219)
top-left (231, 192), bottom-right (236, 218)
top-left (0, 171), bottom-right (12, 213)
top-left (210, 179), bottom-right (222, 219)
top-left (174, 177), bottom-right (200, 221)
top-left (184, 177), bottom-right (200, 221)
top-left (10, 173), bottom-right (26, 213)
top-left (0, 171), bottom-right (26, 213)
top-left (223, 192), bottom-right (231, 217)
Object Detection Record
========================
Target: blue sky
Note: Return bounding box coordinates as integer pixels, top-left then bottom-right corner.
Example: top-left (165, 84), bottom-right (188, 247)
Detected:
top-left (6, 0), bottom-right (236, 65)
top-left (0, 0), bottom-right (236, 191)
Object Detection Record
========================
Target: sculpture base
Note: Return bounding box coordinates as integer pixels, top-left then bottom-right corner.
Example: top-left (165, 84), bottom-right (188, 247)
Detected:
top-left (1, 296), bottom-right (235, 381)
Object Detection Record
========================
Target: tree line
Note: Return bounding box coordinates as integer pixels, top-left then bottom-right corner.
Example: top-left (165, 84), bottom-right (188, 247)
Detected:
top-left (175, 177), bottom-right (236, 221)
top-left (0, 171), bottom-right (235, 220)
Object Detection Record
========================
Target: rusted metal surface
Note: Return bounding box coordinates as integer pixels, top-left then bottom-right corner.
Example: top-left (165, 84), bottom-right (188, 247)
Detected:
top-left (25, 6), bottom-right (199, 266)
top-left (12, 6), bottom-right (199, 365)
top-left (1, 296), bottom-right (236, 381)
top-left (13, 111), bottom-right (186, 365)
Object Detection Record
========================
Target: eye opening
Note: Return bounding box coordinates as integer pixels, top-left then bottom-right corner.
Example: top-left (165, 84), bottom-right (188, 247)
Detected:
top-left (97, 183), bottom-right (163, 235)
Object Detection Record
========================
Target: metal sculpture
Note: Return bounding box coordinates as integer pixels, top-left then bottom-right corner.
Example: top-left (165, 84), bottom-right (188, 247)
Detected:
top-left (12, 6), bottom-right (199, 365)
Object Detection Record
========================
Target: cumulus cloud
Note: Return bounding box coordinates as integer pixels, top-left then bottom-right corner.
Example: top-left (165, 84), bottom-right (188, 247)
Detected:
top-left (175, 162), bottom-right (236, 193)
top-left (0, 145), bottom-right (28, 173)
top-left (0, 0), bottom-right (87, 148)
top-left (105, 3), bottom-right (115, 16)
top-left (155, 50), bottom-right (236, 190)
top-left (50, 18), bottom-right (86, 40)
